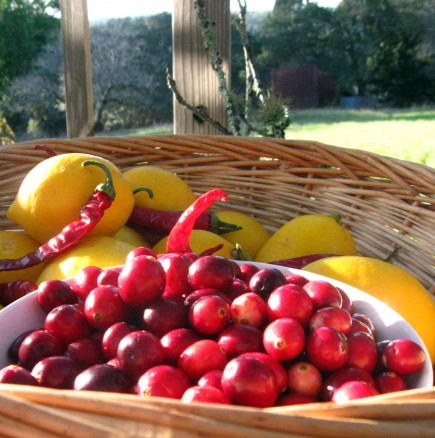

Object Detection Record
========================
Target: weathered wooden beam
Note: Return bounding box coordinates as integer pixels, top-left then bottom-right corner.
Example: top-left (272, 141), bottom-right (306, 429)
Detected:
top-left (172, 0), bottom-right (231, 134)
top-left (60, 0), bottom-right (94, 138)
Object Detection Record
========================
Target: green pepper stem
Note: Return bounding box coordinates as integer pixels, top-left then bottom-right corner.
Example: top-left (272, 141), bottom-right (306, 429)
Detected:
top-left (82, 160), bottom-right (116, 200)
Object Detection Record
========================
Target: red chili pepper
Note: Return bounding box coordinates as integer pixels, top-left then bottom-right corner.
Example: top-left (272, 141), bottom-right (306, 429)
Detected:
top-left (0, 160), bottom-right (116, 272)
top-left (0, 280), bottom-right (37, 306)
top-left (166, 188), bottom-right (228, 254)
top-left (128, 205), bottom-right (241, 235)
top-left (271, 254), bottom-right (337, 269)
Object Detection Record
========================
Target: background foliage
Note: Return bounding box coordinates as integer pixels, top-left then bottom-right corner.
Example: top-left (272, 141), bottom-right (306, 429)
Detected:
top-left (0, 0), bottom-right (433, 139)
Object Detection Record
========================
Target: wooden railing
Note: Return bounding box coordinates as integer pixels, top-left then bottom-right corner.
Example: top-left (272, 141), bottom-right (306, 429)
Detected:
top-left (60, 0), bottom-right (230, 138)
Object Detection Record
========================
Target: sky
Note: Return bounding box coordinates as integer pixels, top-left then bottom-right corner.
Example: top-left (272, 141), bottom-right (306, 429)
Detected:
top-left (87, 0), bottom-right (342, 22)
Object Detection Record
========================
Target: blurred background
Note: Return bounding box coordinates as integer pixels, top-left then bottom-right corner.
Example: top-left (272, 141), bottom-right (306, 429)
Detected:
top-left (0, 0), bottom-right (433, 166)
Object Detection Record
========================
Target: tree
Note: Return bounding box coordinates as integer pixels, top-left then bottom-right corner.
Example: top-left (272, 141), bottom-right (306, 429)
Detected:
top-left (335, 0), bottom-right (433, 105)
top-left (0, 0), bottom-right (59, 95)
top-left (3, 14), bottom-right (173, 137)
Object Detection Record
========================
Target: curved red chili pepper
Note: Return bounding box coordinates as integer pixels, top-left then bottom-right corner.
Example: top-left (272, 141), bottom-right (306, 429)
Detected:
top-left (166, 188), bottom-right (227, 254)
top-left (0, 160), bottom-right (116, 272)
top-left (128, 205), bottom-right (241, 235)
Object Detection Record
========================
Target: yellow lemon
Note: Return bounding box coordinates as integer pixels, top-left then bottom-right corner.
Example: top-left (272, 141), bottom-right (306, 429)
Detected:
top-left (152, 230), bottom-right (235, 259)
top-left (7, 153), bottom-right (134, 243)
top-left (123, 166), bottom-right (196, 211)
top-left (36, 236), bottom-right (135, 283)
top-left (0, 230), bottom-right (46, 283)
top-left (214, 210), bottom-right (271, 259)
top-left (112, 225), bottom-right (150, 248)
top-left (303, 255), bottom-right (435, 363)
top-left (255, 214), bottom-right (357, 263)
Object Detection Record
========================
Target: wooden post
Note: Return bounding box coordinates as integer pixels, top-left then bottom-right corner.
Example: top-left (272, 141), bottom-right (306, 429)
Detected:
top-left (60, 0), bottom-right (94, 138)
top-left (172, 0), bottom-right (231, 134)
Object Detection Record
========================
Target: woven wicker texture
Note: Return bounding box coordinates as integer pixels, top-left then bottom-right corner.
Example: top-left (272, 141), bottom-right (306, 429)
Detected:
top-left (0, 135), bottom-right (434, 293)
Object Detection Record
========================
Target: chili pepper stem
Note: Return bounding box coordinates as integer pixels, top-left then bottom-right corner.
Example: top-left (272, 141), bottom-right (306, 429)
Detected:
top-left (83, 160), bottom-right (116, 199)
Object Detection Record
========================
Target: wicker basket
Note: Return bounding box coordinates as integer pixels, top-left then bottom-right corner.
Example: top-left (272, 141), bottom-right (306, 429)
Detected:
top-left (0, 135), bottom-right (434, 437)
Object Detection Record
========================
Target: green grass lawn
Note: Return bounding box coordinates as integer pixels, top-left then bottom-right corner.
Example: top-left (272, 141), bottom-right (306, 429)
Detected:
top-left (104, 108), bottom-right (435, 168)
top-left (286, 108), bottom-right (435, 168)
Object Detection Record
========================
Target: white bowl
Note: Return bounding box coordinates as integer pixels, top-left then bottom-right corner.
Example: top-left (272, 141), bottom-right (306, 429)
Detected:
top-left (0, 262), bottom-right (432, 389)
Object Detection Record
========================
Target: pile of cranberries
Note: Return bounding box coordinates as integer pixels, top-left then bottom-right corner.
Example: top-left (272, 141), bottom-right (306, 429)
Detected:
top-left (0, 248), bottom-right (427, 408)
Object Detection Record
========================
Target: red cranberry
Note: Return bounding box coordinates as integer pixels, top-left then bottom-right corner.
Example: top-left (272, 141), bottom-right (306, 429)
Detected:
top-left (31, 356), bottom-right (81, 389)
top-left (231, 292), bottom-right (267, 328)
top-left (263, 317), bottom-right (305, 362)
top-left (303, 280), bottom-right (342, 309)
top-left (374, 371), bottom-right (408, 394)
top-left (347, 331), bottom-right (378, 373)
top-left (306, 326), bottom-right (349, 372)
top-left (188, 295), bottom-right (231, 336)
top-left (36, 280), bottom-right (77, 312)
top-left (160, 328), bottom-right (201, 366)
top-left (136, 365), bottom-right (191, 399)
top-left (382, 339), bottom-right (426, 376)
top-left (143, 299), bottom-right (187, 337)
top-left (198, 369), bottom-right (223, 390)
top-left (331, 380), bottom-right (379, 403)
top-left (181, 385), bottom-right (230, 404)
top-left (266, 284), bottom-right (313, 326)
top-left (286, 361), bottom-right (323, 399)
top-left (217, 324), bottom-right (263, 359)
top-left (221, 356), bottom-right (279, 408)
top-left (74, 363), bottom-right (130, 393)
top-left (178, 339), bottom-right (228, 380)
top-left (0, 364), bottom-right (39, 386)
top-left (188, 256), bottom-right (235, 291)
top-left (308, 306), bottom-right (352, 334)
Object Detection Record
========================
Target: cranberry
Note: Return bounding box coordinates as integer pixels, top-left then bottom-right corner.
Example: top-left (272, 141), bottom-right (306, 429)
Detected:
top-left (352, 312), bottom-right (376, 336)
top-left (221, 356), bottom-right (279, 407)
top-left (382, 339), bottom-right (426, 376)
top-left (198, 369), bottom-right (223, 390)
top-left (118, 255), bottom-right (166, 308)
top-left (286, 361), bottom-right (323, 399)
top-left (231, 292), bottom-right (268, 328)
top-left (72, 266), bottom-right (102, 301)
top-left (160, 328), bottom-right (201, 365)
top-left (348, 317), bottom-right (374, 337)
top-left (44, 304), bottom-right (91, 345)
top-left (188, 256), bottom-right (235, 291)
top-left (347, 331), bottom-right (378, 373)
top-left (66, 337), bottom-right (105, 369)
top-left (36, 280), bottom-right (77, 312)
top-left (217, 324), bottom-right (263, 359)
top-left (303, 280), bottom-right (342, 310)
top-left (0, 364), bottom-right (39, 386)
top-left (126, 246), bottom-right (157, 264)
top-left (237, 263), bottom-right (259, 283)
top-left (117, 330), bottom-right (165, 380)
top-left (184, 288), bottom-right (230, 308)
top-left (159, 253), bottom-right (195, 299)
top-left (74, 363), bottom-right (131, 393)
top-left (285, 274), bottom-right (309, 287)
top-left (188, 295), bottom-right (231, 336)
top-left (31, 356), bottom-right (81, 389)
top-left (181, 385), bottom-right (230, 404)
top-left (97, 267), bottom-right (121, 287)
top-left (263, 317), bottom-right (305, 361)
top-left (248, 268), bottom-right (286, 299)
top-left (101, 322), bottom-right (134, 360)
top-left (266, 284), bottom-right (313, 326)
top-left (143, 299), bottom-right (187, 337)
top-left (306, 326), bottom-right (349, 372)
top-left (331, 380), bottom-right (379, 403)
top-left (374, 371), bottom-right (408, 394)
top-left (226, 278), bottom-right (251, 301)
top-left (136, 365), bottom-right (191, 399)
top-left (240, 351), bottom-right (287, 395)
top-left (322, 366), bottom-right (376, 401)
top-left (308, 306), bottom-right (352, 334)
top-left (337, 288), bottom-right (353, 313)
top-left (178, 339), bottom-right (228, 380)
top-left (8, 329), bottom-right (38, 363)
top-left (84, 285), bottom-right (130, 331)
top-left (18, 329), bottom-right (64, 370)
